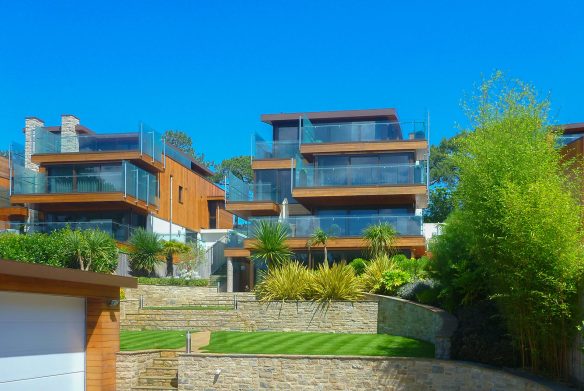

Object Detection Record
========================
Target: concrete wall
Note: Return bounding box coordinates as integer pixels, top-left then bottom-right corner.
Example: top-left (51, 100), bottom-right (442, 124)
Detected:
top-left (116, 351), bottom-right (161, 390)
top-left (178, 354), bottom-right (552, 391)
top-left (121, 299), bottom-right (378, 334)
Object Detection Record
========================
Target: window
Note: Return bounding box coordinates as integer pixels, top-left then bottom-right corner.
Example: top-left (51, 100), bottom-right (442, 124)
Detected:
top-left (178, 186), bottom-right (184, 204)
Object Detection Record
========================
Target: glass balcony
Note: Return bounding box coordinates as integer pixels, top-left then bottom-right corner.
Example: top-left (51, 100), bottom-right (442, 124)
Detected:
top-left (301, 121), bottom-right (426, 144)
top-left (33, 126), bottom-right (165, 163)
top-left (226, 214), bottom-right (423, 247)
top-left (557, 133), bottom-right (584, 147)
top-left (226, 172), bottom-right (281, 203)
top-left (0, 221), bottom-right (135, 242)
top-left (12, 161), bottom-right (159, 206)
top-left (253, 133), bottom-right (298, 159)
top-left (294, 163), bottom-right (427, 188)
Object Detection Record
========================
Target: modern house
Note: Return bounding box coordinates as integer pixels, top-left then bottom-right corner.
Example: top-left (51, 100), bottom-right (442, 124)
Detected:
top-left (224, 108), bottom-right (429, 291)
top-left (2, 115), bottom-right (232, 242)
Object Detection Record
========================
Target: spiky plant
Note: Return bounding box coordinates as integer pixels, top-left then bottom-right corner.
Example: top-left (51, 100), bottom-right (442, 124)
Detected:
top-left (360, 254), bottom-right (395, 293)
top-left (362, 222), bottom-right (397, 258)
top-left (250, 221), bottom-right (293, 268)
top-left (308, 228), bottom-right (332, 267)
top-left (162, 240), bottom-right (191, 276)
top-left (310, 262), bottom-right (363, 302)
top-left (129, 228), bottom-right (164, 276)
top-left (255, 261), bottom-right (312, 301)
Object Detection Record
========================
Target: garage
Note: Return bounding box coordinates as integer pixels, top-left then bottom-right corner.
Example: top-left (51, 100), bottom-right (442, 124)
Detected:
top-left (0, 291), bottom-right (86, 390)
top-left (0, 259), bottom-right (136, 391)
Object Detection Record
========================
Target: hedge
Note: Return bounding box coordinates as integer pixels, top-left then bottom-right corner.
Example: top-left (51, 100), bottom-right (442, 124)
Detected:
top-left (137, 277), bottom-right (209, 287)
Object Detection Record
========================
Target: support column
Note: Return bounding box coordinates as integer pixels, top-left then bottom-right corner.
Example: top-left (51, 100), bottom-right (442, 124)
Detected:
top-left (226, 257), bottom-right (234, 293)
top-left (248, 260), bottom-right (255, 290)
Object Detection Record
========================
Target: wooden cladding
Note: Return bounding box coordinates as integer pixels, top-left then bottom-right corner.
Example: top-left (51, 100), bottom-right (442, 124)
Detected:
top-left (86, 297), bottom-right (119, 391)
top-left (217, 208), bottom-right (234, 229)
top-left (157, 156), bottom-right (226, 232)
top-left (10, 192), bottom-right (157, 213)
top-left (252, 159), bottom-right (296, 170)
top-left (225, 201), bottom-right (280, 218)
top-left (300, 140), bottom-right (428, 158)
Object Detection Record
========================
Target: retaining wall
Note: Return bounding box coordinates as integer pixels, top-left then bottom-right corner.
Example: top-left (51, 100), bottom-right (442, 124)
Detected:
top-left (116, 350), bottom-right (162, 390)
top-left (177, 354), bottom-right (552, 391)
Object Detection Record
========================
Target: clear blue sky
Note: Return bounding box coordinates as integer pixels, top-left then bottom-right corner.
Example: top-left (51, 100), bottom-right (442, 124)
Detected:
top-left (0, 0), bottom-right (582, 163)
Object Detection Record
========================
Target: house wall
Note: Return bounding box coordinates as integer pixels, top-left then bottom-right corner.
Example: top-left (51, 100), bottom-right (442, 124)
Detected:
top-left (157, 156), bottom-right (225, 232)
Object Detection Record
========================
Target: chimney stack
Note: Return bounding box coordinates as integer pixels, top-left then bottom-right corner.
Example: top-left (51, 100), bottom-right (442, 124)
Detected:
top-left (24, 117), bottom-right (44, 171)
top-left (60, 114), bottom-right (80, 152)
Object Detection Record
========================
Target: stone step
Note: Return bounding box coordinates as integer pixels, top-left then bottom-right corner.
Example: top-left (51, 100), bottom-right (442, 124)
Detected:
top-left (144, 366), bottom-right (178, 377)
top-left (131, 386), bottom-right (177, 391)
top-left (153, 357), bottom-right (179, 367)
top-left (138, 375), bottom-right (178, 387)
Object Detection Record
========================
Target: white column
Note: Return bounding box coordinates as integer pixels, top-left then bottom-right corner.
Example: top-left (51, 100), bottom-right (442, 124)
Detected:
top-left (226, 257), bottom-right (234, 293)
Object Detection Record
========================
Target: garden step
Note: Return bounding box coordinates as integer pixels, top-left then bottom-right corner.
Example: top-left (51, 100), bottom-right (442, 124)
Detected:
top-left (144, 366), bottom-right (179, 376)
top-left (153, 357), bottom-right (179, 367)
top-left (138, 375), bottom-right (178, 387)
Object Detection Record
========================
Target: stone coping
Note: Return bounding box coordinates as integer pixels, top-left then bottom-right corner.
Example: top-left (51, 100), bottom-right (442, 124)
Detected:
top-left (117, 349), bottom-right (178, 356)
top-left (366, 293), bottom-right (448, 313)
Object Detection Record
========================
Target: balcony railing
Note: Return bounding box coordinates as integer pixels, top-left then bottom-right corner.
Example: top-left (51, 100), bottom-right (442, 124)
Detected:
top-left (226, 171), bottom-right (283, 203)
top-left (0, 221), bottom-right (135, 242)
top-left (254, 133), bottom-right (299, 159)
top-left (557, 133), bottom-right (584, 147)
top-left (33, 126), bottom-right (165, 163)
top-left (294, 163), bottom-right (427, 188)
top-left (227, 214), bottom-right (423, 247)
top-left (12, 161), bottom-right (159, 206)
top-left (301, 121), bottom-right (427, 144)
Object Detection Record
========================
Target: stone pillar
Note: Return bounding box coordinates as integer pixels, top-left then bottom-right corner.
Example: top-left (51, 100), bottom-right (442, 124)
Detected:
top-left (226, 257), bottom-right (234, 293)
top-left (24, 117), bottom-right (44, 171)
top-left (60, 114), bottom-right (80, 152)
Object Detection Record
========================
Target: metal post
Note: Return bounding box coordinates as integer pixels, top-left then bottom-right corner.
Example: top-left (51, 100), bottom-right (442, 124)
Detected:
top-left (140, 123), bottom-right (143, 156)
top-left (139, 295), bottom-right (144, 309)
top-left (217, 281), bottom-right (220, 293)
top-left (146, 175), bottom-right (149, 206)
top-left (123, 162), bottom-right (127, 198)
top-left (8, 143), bottom-right (12, 196)
top-left (151, 131), bottom-right (155, 162)
top-left (186, 331), bottom-right (191, 353)
top-left (290, 158), bottom-right (294, 191)
top-left (163, 138), bottom-right (166, 169)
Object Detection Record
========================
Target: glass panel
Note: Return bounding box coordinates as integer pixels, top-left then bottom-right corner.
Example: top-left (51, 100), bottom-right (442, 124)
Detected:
top-left (301, 121), bottom-right (426, 144)
top-left (253, 132), bottom-right (298, 159)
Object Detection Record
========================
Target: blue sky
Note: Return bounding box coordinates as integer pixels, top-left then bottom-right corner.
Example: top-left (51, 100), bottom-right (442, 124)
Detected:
top-left (0, 0), bottom-right (582, 163)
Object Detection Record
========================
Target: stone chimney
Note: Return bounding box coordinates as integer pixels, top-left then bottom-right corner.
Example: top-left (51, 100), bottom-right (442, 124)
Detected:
top-left (60, 114), bottom-right (80, 152)
top-left (24, 117), bottom-right (44, 171)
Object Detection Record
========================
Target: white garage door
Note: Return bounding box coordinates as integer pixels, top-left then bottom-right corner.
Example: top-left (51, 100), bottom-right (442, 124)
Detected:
top-left (0, 291), bottom-right (85, 391)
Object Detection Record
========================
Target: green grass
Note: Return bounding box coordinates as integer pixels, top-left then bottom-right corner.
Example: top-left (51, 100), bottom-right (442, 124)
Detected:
top-left (120, 330), bottom-right (189, 351)
top-left (201, 331), bottom-right (434, 357)
top-left (144, 305), bottom-right (233, 311)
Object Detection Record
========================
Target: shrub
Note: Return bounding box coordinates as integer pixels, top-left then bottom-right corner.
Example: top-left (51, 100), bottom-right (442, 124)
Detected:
top-left (348, 258), bottom-right (368, 275)
top-left (0, 232), bottom-right (69, 267)
top-left (129, 229), bottom-right (164, 276)
top-left (392, 255), bottom-right (430, 279)
top-left (137, 277), bottom-right (209, 286)
top-left (381, 269), bottom-right (412, 295)
top-left (397, 278), bottom-right (440, 305)
top-left (310, 262), bottom-right (363, 302)
top-left (63, 229), bottom-right (118, 273)
top-left (360, 254), bottom-right (393, 293)
top-left (255, 261), bottom-right (312, 301)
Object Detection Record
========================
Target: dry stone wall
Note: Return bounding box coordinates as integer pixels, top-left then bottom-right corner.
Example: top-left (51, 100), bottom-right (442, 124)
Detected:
top-left (177, 354), bottom-right (552, 391)
top-left (116, 350), bottom-right (161, 390)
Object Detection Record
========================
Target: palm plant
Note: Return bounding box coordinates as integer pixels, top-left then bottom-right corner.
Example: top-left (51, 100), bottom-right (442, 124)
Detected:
top-left (362, 222), bottom-right (397, 258)
top-left (250, 221), bottom-right (293, 268)
top-left (63, 229), bottom-right (118, 272)
top-left (162, 240), bottom-right (191, 276)
top-left (308, 228), bottom-right (331, 268)
top-left (129, 228), bottom-right (164, 276)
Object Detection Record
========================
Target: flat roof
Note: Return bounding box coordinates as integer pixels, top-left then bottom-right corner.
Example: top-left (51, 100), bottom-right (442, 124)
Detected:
top-left (261, 108), bottom-right (399, 124)
top-left (0, 259), bottom-right (137, 288)
top-left (562, 122), bottom-right (584, 134)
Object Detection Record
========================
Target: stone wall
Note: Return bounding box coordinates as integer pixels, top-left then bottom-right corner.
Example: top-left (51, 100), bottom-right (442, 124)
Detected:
top-left (121, 299), bottom-right (378, 334)
top-left (368, 294), bottom-right (458, 359)
top-left (177, 354), bottom-right (552, 391)
top-left (123, 284), bottom-right (252, 306)
top-left (116, 351), bottom-right (161, 390)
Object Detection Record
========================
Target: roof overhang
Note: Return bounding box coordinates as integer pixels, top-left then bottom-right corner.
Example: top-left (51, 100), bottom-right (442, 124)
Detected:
top-left (261, 108), bottom-right (399, 125)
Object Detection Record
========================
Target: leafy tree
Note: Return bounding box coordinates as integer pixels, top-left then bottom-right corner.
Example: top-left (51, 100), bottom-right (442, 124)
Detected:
top-left (429, 133), bottom-right (465, 187)
top-left (129, 229), bottom-right (164, 276)
top-left (308, 228), bottom-right (331, 267)
top-left (424, 187), bottom-right (454, 223)
top-left (362, 222), bottom-right (396, 258)
top-left (431, 72), bottom-right (583, 378)
top-left (163, 130), bottom-right (214, 168)
top-left (212, 155), bottom-right (253, 183)
top-left (250, 221), bottom-right (293, 268)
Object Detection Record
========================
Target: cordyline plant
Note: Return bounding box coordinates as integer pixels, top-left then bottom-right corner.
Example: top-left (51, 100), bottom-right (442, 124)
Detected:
top-left (432, 71), bottom-right (584, 379)
top-left (250, 220), bottom-right (293, 268)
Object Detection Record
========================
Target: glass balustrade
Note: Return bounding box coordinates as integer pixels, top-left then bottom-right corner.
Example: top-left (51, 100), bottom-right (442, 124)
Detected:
top-left (0, 221), bottom-right (135, 242)
top-left (294, 163), bottom-right (427, 187)
top-left (12, 161), bottom-right (158, 206)
top-left (226, 171), bottom-right (281, 203)
top-left (557, 133), bottom-right (584, 147)
top-left (226, 214), bottom-right (423, 247)
top-left (254, 133), bottom-right (299, 159)
top-left (301, 121), bottom-right (426, 144)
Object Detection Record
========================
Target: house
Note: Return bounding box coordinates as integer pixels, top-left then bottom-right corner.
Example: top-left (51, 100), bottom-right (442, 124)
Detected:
top-left (223, 108), bottom-right (429, 291)
top-left (560, 123), bottom-right (584, 204)
top-left (0, 259), bottom-right (136, 391)
top-left (3, 115), bottom-right (232, 242)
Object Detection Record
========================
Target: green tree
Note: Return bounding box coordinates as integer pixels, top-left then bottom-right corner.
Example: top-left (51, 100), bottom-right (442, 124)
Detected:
top-left (362, 223), bottom-right (396, 259)
top-left (432, 72), bottom-right (583, 378)
top-left (63, 229), bottom-right (118, 272)
top-left (424, 187), bottom-right (454, 223)
top-left (250, 221), bottom-right (293, 268)
top-left (129, 229), bottom-right (164, 276)
top-left (308, 228), bottom-right (331, 267)
top-left (429, 133), bottom-right (465, 187)
top-left (162, 240), bottom-right (191, 276)
top-left (163, 130), bottom-right (214, 168)
top-left (212, 155), bottom-right (253, 183)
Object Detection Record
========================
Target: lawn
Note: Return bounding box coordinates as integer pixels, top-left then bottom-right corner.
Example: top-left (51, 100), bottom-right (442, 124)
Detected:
top-left (200, 331), bottom-right (434, 357)
top-left (120, 330), bottom-right (188, 351)
top-left (144, 305), bottom-right (233, 311)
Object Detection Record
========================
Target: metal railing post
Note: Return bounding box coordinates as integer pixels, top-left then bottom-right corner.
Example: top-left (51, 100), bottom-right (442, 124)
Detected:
top-left (139, 295), bottom-right (144, 309)
top-left (123, 162), bottom-right (127, 198)
top-left (186, 331), bottom-right (191, 353)
top-left (139, 123), bottom-right (143, 156)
